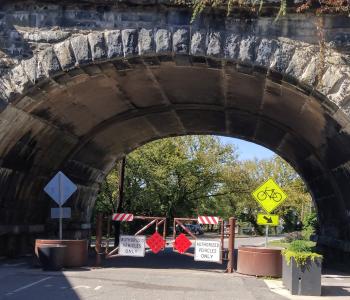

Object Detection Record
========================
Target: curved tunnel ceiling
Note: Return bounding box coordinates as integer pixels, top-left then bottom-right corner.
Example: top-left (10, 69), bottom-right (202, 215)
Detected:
top-left (1, 56), bottom-right (350, 247)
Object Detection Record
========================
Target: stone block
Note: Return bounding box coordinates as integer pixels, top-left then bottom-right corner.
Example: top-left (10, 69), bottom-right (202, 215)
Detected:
top-left (224, 34), bottom-right (241, 60)
top-left (0, 76), bottom-right (15, 101)
top-left (70, 35), bottom-right (91, 65)
top-left (21, 56), bottom-right (38, 84)
top-left (270, 41), bottom-right (296, 73)
top-left (173, 28), bottom-right (189, 54)
top-left (37, 47), bottom-right (61, 77)
top-left (207, 32), bottom-right (222, 57)
top-left (54, 40), bottom-right (75, 70)
top-left (122, 29), bottom-right (138, 56)
top-left (138, 28), bottom-right (154, 55)
top-left (9, 64), bottom-right (31, 94)
top-left (255, 38), bottom-right (277, 67)
top-left (300, 55), bottom-right (319, 86)
top-left (155, 29), bottom-right (171, 53)
top-left (104, 30), bottom-right (123, 58)
top-left (88, 32), bottom-right (106, 61)
top-left (286, 46), bottom-right (316, 79)
top-left (319, 65), bottom-right (345, 95)
top-left (328, 77), bottom-right (350, 107)
top-left (190, 31), bottom-right (206, 56)
top-left (238, 35), bottom-right (257, 64)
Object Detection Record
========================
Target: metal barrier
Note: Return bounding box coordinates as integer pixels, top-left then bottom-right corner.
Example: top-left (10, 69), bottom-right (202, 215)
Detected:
top-left (95, 213), bottom-right (236, 272)
top-left (105, 215), bottom-right (166, 259)
top-left (172, 217), bottom-right (225, 264)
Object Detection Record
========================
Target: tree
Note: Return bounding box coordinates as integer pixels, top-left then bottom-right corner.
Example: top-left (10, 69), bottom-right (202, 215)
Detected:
top-left (93, 161), bottom-right (120, 214)
top-left (217, 156), bottom-right (312, 233)
top-left (94, 136), bottom-right (313, 235)
top-left (122, 135), bottom-right (238, 219)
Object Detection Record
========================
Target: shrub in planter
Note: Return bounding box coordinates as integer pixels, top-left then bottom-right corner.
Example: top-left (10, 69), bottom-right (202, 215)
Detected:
top-left (284, 231), bottom-right (303, 243)
top-left (282, 240), bottom-right (323, 296)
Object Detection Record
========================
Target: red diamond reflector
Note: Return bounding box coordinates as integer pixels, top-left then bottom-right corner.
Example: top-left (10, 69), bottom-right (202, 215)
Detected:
top-left (173, 233), bottom-right (192, 254)
top-left (146, 232), bottom-right (166, 254)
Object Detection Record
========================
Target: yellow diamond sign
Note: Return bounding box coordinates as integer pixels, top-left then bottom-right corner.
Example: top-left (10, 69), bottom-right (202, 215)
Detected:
top-left (257, 214), bottom-right (279, 226)
top-left (252, 178), bottom-right (287, 213)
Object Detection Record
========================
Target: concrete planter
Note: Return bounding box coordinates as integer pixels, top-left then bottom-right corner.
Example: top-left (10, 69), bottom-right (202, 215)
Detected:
top-left (237, 246), bottom-right (282, 277)
top-left (35, 239), bottom-right (88, 268)
top-left (38, 244), bottom-right (67, 271)
top-left (282, 256), bottom-right (322, 296)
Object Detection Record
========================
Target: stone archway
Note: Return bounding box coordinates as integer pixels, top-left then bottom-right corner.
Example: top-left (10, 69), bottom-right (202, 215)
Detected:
top-left (1, 0), bottom-right (350, 261)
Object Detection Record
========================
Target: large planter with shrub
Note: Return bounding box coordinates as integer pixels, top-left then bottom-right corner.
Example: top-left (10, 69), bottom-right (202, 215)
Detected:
top-left (282, 240), bottom-right (322, 296)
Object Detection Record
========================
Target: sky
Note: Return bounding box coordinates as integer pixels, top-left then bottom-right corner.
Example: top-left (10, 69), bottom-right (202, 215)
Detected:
top-left (218, 136), bottom-right (275, 161)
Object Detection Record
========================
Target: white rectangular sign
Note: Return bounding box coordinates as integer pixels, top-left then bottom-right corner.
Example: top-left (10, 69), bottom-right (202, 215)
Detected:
top-left (195, 239), bottom-right (221, 263)
top-left (119, 235), bottom-right (146, 257)
top-left (51, 207), bottom-right (71, 219)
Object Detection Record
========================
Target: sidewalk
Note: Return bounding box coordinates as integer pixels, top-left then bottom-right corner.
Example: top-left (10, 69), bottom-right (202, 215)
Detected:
top-left (265, 273), bottom-right (350, 300)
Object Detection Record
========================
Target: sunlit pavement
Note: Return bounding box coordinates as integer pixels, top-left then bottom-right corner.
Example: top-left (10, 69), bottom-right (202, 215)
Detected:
top-left (265, 273), bottom-right (350, 300)
top-left (0, 237), bottom-right (349, 300)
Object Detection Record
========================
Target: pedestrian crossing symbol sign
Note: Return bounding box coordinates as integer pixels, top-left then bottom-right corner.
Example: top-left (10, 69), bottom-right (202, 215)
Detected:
top-left (252, 178), bottom-right (287, 213)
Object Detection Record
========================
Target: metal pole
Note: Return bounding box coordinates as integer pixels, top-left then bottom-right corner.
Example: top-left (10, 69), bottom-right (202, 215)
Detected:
top-left (265, 225), bottom-right (269, 248)
top-left (114, 157), bottom-right (126, 248)
top-left (59, 173), bottom-right (63, 240)
top-left (117, 157), bottom-right (126, 211)
top-left (227, 217), bottom-right (236, 273)
top-left (105, 217), bottom-right (110, 254)
top-left (172, 219), bottom-right (176, 250)
top-left (163, 219), bottom-right (167, 242)
top-left (220, 219), bottom-right (224, 264)
top-left (95, 213), bottom-right (103, 267)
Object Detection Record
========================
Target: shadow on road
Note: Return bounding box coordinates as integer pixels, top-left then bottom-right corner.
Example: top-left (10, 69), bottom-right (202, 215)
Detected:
top-left (322, 285), bottom-right (350, 296)
top-left (100, 247), bottom-right (227, 273)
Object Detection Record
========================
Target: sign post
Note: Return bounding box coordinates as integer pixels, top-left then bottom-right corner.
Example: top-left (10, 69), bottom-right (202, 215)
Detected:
top-left (252, 178), bottom-right (287, 248)
top-left (44, 171), bottom-right (77, 240)
top-left (59, 173), bottom-right (63, 240)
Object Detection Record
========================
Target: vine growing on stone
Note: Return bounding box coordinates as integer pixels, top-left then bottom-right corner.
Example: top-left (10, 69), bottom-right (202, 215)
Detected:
top-left (176, 0), bottom-right (350, 21)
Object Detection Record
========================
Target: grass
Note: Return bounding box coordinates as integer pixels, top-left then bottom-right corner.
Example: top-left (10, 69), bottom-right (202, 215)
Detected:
top-left (268, 239), bottom-right (316, 249)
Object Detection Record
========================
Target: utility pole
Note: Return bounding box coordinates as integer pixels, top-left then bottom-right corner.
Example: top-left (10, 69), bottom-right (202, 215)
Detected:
top-left (113, 157), bottom-right (126, 248)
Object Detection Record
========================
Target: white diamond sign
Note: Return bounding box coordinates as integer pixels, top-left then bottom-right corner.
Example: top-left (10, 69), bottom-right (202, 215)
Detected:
top-left (44, 171), bottom-right (77, 206)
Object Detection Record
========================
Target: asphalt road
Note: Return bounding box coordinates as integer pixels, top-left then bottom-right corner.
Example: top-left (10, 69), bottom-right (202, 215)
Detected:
top-left (0, 250), bottom-right (287, 300)
top-left (0, 236), bottom-right (348, 300)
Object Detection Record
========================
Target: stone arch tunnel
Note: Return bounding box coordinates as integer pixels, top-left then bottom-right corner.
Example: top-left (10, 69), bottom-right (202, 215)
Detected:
top-left (1, 0), bottom-right (350, 261)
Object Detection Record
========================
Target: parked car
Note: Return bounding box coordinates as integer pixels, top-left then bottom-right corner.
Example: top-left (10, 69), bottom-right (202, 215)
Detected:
top-left (184, 224), bottom-right (204, 235)
top-left (169, 224), bottom-right (204, 235)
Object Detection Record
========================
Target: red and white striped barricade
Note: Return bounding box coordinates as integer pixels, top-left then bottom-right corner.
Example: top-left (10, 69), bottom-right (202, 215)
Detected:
top-left (197, 216), bottom-right (220, 225)
top-left (112, 213), bottom-right (134, 222)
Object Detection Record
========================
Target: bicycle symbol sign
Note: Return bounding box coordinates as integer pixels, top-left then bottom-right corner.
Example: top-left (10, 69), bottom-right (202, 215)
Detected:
top-left (252, 178), bottom-right (287, 213)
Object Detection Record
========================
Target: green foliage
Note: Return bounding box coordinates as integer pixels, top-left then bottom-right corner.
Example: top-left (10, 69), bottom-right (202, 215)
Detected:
top-left (94, 164), bottom-right (120, 214)
top-left (275, 0), bottom-right (287, 20)
top-left (282, 250), bottom-right (322, 267)
top-left (179, 0), bottom-right (349, 24)
top-left (302, 211), bottom-right (318, 240)
top-left (303, 211), bottom-right (318, 230)
top-left (288, 240), bottom-right (315, 252)
top-left (123, 136), bottom-right (237, 218)
top-left (282, 240), bottom-right (321, 267)
top-left (284, 231), bottom-right (303, 243)
top-left (94, 135), bottom-right (313, 234)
